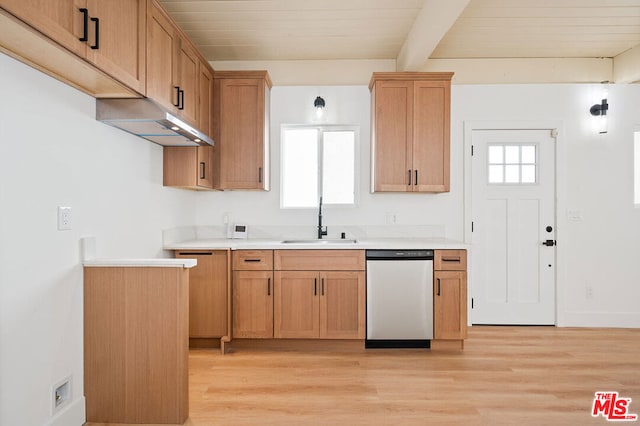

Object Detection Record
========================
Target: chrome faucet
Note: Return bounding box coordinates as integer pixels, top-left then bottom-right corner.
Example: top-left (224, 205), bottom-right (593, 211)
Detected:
top-left (317, 196), bottom-right (328, 239)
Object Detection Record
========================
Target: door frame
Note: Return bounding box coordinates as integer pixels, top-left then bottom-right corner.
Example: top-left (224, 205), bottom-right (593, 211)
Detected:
top-left (463, 121), bottom-right (567, 326)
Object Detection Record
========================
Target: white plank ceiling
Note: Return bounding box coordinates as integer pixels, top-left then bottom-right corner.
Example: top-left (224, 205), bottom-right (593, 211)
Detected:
top-left (159, 0), bottom-right (424, 60)
top-left (159, 0), bottom-right (640, 82)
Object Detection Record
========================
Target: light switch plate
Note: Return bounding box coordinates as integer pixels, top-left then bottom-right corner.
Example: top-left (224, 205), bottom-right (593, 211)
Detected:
top-left (567, 209), bottom-right (583, 222)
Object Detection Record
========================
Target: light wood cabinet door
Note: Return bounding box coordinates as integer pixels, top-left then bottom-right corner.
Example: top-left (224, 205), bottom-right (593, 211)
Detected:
top-left (1, 0), bottom-right (145, 94)
top-left (412, 80), bottom-right (450, 192)
top-left (214, 72), bottom-right (271, 190)
top-left (232, 271), bottom-right (273, 338)
top-left (434, 270), bottom-right (467, 340)
top-left (1, 0), bottom-right (86, 57)
top-left (163, 145), bottom-right (214, 190)
top-left (320, 271), bottom-right (365, 339)
top-left (274, 271), bottom-right (319, 338)
top-left (198, 61), bottom-right (214, 139)
top-left (84, 0), bottom-right (146, 94)
top-left (197, 145), bottom-right (214, 189)
top-left (371, 80), bottom-right (413, 192)
top-left (146, 0), bottom-right (179, 111)
top-left (175, 250), bottom-right (227, 338)
top-left (177, 37), bottom-right (199, 125)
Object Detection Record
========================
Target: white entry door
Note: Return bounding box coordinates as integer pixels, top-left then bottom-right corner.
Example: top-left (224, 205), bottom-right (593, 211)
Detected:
top-left (471, 129), bottom-right (556, 325)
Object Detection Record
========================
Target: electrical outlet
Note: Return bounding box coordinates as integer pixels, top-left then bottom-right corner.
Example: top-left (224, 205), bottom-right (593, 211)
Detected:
top-left (57, 206), bottom-right (72, 231)
top-left (52, 376), bottom-right (72, 415)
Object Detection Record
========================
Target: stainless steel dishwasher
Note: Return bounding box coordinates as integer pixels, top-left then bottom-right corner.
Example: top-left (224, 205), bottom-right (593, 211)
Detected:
top-left (365, 250), bottom-right (434, 348)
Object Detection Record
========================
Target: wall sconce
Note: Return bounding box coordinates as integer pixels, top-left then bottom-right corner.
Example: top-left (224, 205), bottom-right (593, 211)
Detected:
top-left (314, 96), bottom-right (325, 119)
top-left (590, 86), bottom-right (609, 134)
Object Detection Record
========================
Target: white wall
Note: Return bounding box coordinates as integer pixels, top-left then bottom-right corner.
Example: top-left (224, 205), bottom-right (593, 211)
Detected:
top-left (0, 54), bottom-right (197, 426)
top-left (196, 82), bottom-right (640, 328)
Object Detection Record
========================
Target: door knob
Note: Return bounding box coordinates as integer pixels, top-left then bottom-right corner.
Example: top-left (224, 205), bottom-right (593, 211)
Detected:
top-left (542, 239), bottom-right (556, 247)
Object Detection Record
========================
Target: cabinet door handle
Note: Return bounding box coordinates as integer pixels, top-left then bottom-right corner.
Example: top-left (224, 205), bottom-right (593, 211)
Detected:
top-left (178, 89), bottom-right (185, 110)
top-left (321, 278), bottom-right (325, 296)
top-left (408, 169), bottom-right (412, 186)
top-left (243, 259), bottom-right (261, 263)
top-left (90, 17), bottom-right (99, 49)
top-left (442, 257), bottom-right (461, 262)
top-left (177, 251), bottom-right (211, 256)
top-left (200, 162), bottom-right (206, 179)
top-left (78, 8), bottom-right (89, 42)
top-left (173, 86), bottom-right (181, 107)
top-left (267, 277), bottom-right (271, 296)
top-left (258, 167), bottom-right (263, 183)
top-left (314, 278), bottom-right (317, 296)
top-left (415, 170), bottom-right (418, 186)
top-left (437, 278), bottom-right (441, 296)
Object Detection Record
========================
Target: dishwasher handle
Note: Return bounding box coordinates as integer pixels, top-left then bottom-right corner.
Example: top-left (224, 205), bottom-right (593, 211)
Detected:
top-left (366, 249), bottom-right (434, 260)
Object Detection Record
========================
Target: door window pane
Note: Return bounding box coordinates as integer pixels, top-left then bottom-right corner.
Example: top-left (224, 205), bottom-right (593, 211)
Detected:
top-left (521, 165), bottom-right (536, 183)
top-left (488, 146), bottom-right (504, 164)
top-left (487, 144), bottom-right (538, 185)
top-left (522, 146), bottom-right (536, 164)
top-left (505, 165), bottom-right (519, 183)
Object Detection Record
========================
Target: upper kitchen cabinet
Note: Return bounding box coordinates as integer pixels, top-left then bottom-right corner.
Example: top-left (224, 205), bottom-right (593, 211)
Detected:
top-left (369, 72), bottom-right (453, 193)
top-left (0, 0), bottom-right (145, 96)
top-left (147, 0), bottom-right (210, 132)
top-left (163, 145), bottom-right (215, 190)
top-left (213, 71), bottom-right (272, 190)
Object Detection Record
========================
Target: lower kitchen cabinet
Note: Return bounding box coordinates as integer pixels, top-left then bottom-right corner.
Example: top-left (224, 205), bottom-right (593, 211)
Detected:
top-left (175, 250), bottom-right (228, 340)
top-left (232, 270), bottom-right (273, 338)
top-left (274, 270), bottom-right (365, 339)
top-left (433, 250), bottom-right (468, 345)
top-left (434, 271), bottom-right (467, 340)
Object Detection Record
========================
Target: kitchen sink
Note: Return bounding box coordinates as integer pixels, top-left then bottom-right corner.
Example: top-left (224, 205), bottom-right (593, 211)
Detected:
top-left (281, 239), bottom-right (358, 244)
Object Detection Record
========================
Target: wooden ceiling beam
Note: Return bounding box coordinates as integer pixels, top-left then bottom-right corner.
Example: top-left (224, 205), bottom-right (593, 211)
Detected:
top-left (396, 0), bottom-right (471, 71)
top-left (614, 43), bottom-right (640, 83)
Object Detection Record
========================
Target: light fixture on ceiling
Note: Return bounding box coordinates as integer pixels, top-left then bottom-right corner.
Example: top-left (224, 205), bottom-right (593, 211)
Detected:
top-left (590, 84), bottom-right (609, 134)
top-left (314, 96), bottom-right (325, 119)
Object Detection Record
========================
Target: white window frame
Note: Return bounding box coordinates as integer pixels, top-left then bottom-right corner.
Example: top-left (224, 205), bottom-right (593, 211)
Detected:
top-left (280, 124), bottom-right (360, 209)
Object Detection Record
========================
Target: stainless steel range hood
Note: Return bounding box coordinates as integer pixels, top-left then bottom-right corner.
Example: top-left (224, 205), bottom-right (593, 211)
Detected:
top-left (96, 98), bottom-right (214, 147)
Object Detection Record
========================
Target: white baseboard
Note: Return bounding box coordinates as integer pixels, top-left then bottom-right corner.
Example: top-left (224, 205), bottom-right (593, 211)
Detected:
top-left (47, 396), bottom-right (85, 426)
top-left (558, 311), bottom-right (640, 328)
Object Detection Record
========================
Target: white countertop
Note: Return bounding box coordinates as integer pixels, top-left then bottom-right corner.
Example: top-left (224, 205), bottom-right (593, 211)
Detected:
top-left (165, 237), bottom-right (468, 251)
top-left (83, 258), bottom-right (197, 268)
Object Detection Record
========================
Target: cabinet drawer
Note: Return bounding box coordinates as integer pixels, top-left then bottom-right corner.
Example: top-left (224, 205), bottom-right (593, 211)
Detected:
top-left (274, 250), bottom-right (365, 271)
top-left (233, 250), bottom-right (273, 270)
top-left (435, 250), bottom-right (467, 271)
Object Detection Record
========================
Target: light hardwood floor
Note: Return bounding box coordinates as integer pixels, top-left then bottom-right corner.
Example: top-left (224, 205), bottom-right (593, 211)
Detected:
top-left (87, 326), bottom-right (640, 426)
